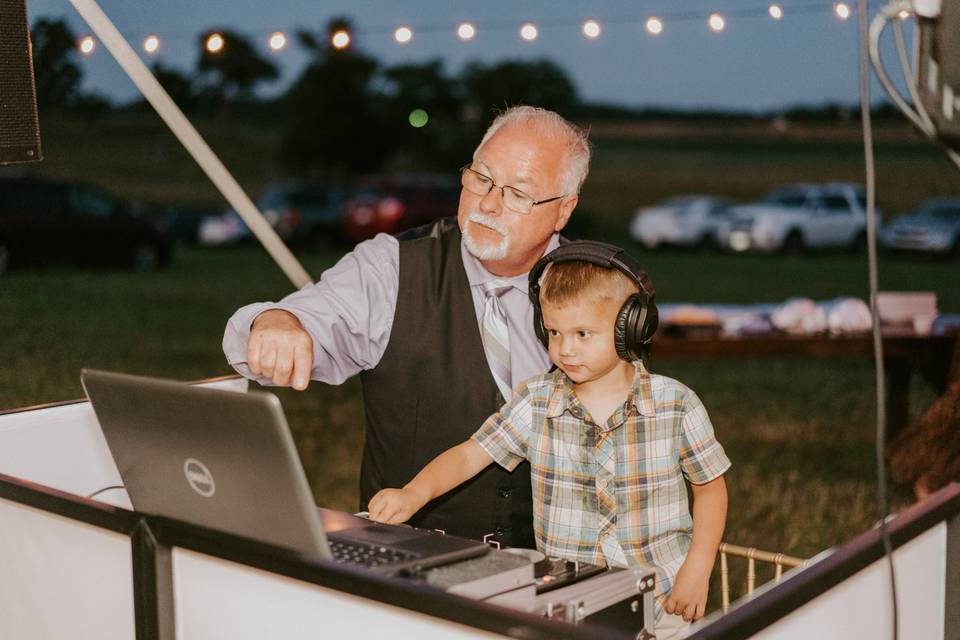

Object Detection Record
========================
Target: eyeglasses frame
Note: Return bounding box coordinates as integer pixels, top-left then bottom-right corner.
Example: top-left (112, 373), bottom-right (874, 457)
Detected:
top-left (459, 165), bottom-right (567, 214)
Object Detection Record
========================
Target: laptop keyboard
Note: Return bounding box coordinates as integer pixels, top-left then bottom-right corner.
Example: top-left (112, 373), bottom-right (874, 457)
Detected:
top-left (328, 538), bottom-right (421, 568)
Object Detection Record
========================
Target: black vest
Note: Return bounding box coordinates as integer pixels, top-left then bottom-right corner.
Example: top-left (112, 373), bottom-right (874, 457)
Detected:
top-left (359, 223), bottom-right (535, 548)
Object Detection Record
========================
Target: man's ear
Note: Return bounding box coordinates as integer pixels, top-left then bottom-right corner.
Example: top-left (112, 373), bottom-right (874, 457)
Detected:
top-left (554, 194), bottom-right (579, 232)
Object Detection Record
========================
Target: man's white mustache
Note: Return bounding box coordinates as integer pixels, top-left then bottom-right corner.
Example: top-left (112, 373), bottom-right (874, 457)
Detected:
top-left (467, 212), bottom-right (509, 237)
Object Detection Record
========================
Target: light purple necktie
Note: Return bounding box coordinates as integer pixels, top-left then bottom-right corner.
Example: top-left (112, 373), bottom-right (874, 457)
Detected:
top-left (481, 281), bottom-right (513, 397)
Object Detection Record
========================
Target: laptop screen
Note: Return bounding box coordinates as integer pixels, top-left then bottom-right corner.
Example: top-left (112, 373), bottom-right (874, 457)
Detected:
top-left (81, 368), bottom-right (331, 559)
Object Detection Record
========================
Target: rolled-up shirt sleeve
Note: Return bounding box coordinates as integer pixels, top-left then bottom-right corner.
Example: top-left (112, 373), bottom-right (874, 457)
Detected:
top-left (223, 233), bottom-right (399, 386)
top-left (678, 389), bottom-right (732, 485)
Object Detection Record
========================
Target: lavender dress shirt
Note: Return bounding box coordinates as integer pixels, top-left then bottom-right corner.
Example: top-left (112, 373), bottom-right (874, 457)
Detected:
top-left (222, 232), bottom-right (559, 398)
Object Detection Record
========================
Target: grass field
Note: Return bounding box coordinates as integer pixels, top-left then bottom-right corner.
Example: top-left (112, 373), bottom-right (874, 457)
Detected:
top-left (2, 245), bottom-right (942, 605)
top-left (6, 111), bottom-right (957, 609)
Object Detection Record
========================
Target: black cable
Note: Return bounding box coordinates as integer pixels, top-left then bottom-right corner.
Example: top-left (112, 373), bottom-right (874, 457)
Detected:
top-left (86, 484), bottom-right (125, 499)
top-left (857, 2), bottom-right (899, 639)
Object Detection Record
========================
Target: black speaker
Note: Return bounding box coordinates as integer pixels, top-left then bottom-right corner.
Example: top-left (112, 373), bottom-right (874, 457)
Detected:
top-left (0, 0), bottom-right (42, 164)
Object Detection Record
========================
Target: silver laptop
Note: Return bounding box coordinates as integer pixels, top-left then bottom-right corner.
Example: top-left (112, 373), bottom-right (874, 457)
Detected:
top-left (80, 368), bottom-right (488, 574)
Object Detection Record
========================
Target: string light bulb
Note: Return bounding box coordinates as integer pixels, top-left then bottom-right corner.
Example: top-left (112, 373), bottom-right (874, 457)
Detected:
top-left (331, 29), bottom-right (350, 49)
top-left (897, 9), bottom-right (910, 19)
top-left (457, 22), bottom-right (476, 40)
top-left (143, 35), bottom-right (159, 54)
top-left (205, 33), bottom-right (224, 53)
top-left (79, 35), bottom-right (96, 55)
top-left (68, 7), bottom-right (882, 61)
top-left (269, 32), bottom-right (286, 51)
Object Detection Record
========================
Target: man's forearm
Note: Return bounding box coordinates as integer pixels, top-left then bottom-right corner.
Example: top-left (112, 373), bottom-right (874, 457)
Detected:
top-left (404, 440), bottom-right (494, 505)
top-left (222, 234), bottom-right (400, 385)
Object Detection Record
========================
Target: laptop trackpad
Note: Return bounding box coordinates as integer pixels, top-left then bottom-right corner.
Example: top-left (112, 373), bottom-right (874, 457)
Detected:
top-left (338, 522), bottom-right (425, 545)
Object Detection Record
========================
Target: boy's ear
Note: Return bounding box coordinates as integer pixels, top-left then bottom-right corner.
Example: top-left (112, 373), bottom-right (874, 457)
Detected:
top-left (554, 194), bottom-right (579, 232)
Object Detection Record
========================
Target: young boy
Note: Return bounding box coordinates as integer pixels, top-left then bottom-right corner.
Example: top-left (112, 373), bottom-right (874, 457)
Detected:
top-left (369, 243), bottom-right (730, 637)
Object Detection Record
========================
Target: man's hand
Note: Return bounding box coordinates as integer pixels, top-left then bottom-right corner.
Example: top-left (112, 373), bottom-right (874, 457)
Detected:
top-left (664, 558), bottom-right (711, 622)
top-left (368, 487), bottom-right (429, 525)
top-left (247, 309), bottom-right (314, 390)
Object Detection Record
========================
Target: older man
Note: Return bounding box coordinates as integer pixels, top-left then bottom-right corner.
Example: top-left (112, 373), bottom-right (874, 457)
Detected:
top-left (223, 106), bottom-right (590, 547)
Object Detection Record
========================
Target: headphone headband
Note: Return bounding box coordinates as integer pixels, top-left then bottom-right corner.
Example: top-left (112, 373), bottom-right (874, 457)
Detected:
top-left (527, 240), bottom-right (653, 305)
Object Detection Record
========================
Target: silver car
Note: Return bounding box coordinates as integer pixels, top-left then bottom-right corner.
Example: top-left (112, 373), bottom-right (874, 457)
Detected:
top-left (629, 195), bottom-right (734, 250)
top-left (880, 197), bottom-right (960, 257)
top-left (716, 183), bottom-right (870, 253)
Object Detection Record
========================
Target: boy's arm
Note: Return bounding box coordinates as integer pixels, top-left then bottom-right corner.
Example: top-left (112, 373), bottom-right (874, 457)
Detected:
top-left (368, 439), bottom-right (494, 524)
top-left (666, 475), bottom-right (728, 622)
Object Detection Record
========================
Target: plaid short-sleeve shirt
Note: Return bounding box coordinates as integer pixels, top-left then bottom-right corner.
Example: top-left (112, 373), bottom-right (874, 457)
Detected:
top-left (472, 362), bottom-right (731, 603)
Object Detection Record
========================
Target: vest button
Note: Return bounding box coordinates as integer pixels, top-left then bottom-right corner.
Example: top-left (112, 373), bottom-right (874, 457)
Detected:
top-left (498, 488), bottom-right (512, 499)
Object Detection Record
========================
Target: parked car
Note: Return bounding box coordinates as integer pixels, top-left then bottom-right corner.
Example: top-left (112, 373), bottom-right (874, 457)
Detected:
top-left (197, 210), bottom-right (249, 246)
top-left (198, 181), bottom-right (350, 248)
top-left (148, 204), bottom-right (218, 246)
top-left (0, 174), bottom-right (172, 274)
top-left (880, 197), bottom-right (960, 258)
top-left (629, 195), bottom-right (735, 249)
top-left (343, 174), bottom-right (461, 244)
top-left (717, 183), bottom-right (871, 253)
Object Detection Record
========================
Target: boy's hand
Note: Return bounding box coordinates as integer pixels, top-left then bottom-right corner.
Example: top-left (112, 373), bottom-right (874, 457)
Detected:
top-left (368, 487), bottom-right (428, 524)
top-left (665, 559), bottom-right (711, 622)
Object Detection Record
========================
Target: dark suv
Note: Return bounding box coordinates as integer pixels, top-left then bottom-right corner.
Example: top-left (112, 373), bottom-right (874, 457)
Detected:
top-left (0, 174), bottom-right (172, 274)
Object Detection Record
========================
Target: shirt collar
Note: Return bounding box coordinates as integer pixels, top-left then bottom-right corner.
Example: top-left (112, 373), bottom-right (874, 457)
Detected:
top-left (546, 361), bottom-right (656, 420)
top-left (461, 232), bottom-right (562, 294)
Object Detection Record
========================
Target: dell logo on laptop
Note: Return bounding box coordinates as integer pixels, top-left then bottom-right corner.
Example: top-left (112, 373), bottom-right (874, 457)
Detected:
top-left (183, 458), bottom-right (216, 497)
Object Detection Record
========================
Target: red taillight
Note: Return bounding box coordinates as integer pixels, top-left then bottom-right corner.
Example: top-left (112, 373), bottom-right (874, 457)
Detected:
top-left (377, 197), bottom-right (405, 222)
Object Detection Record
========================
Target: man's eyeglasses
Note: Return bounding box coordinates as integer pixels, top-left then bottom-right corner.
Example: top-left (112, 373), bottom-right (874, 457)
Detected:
top-left (459, 165), bottom-right (566, 215)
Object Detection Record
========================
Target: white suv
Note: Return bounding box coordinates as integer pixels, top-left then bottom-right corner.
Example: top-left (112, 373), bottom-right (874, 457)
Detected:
top-left (718, 183), bottom-right (871, 253)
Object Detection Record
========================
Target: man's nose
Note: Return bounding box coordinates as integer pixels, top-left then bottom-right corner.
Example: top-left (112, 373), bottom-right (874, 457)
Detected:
top-left (479, 185), bottom-right (504, 214)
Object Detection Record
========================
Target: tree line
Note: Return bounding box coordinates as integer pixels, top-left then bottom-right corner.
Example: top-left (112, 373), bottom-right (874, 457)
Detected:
top-left (31, 17), bottom-right (579, 177)
top-left (31, 16), bottom-right (904, 179)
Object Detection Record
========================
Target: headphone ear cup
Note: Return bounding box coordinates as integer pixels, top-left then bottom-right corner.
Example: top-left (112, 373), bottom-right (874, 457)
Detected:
top-left (640, 300), bottom-right (659, 344)
top-left (614, 297), bottom-right (636, 360)
top-left (533, 302), bottom-right (549, 350)
top-left (616, 293), bottom-right (659, 361)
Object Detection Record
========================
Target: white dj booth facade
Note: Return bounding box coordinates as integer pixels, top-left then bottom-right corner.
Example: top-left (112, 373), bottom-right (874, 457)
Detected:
top-left (1, 375), bottom-right (958, 640)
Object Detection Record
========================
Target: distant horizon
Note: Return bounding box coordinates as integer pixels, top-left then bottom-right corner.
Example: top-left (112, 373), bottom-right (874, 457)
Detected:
top-left (26, 0), bottom-right (916, 112)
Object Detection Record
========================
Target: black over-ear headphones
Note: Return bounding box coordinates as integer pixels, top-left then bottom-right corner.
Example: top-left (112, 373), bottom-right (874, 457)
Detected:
top-left (528, 240), bottom-right (659, 362)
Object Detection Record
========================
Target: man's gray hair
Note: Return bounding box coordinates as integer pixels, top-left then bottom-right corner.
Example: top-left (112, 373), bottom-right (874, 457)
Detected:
top-left (474, 106), bottom-right (591, 196)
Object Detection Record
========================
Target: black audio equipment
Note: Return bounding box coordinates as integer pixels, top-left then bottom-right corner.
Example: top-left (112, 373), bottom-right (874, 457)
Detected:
top-left (0, 0), bottom-right (43, 165)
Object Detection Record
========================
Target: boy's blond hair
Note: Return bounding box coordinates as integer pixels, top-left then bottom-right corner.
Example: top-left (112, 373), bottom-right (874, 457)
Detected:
top-left (539, 261), bottom-right (640, 308)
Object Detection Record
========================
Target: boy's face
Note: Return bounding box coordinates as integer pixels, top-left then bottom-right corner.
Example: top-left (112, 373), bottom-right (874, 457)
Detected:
top-left (541, 296), bottom-right (626, 387)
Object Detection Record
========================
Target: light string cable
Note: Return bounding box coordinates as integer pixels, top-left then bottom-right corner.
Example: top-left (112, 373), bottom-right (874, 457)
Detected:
top-left (85, 2), bottom-right (842, 49)
top-left (868, 0), bottom-right (960, 169)
top-left (860, 1), bottom-right (899, 639)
